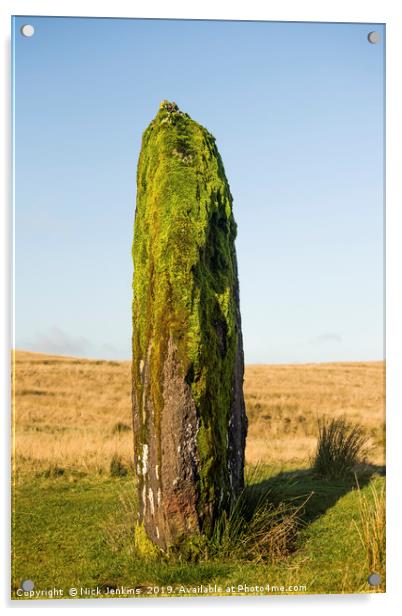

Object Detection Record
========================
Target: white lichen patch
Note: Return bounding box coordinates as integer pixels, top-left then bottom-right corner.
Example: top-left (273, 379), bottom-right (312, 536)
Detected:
top-left (156, 526), bottom-right (160, 539)
top-left (141, 388), bottom-right (146, 422)
top-left (155, 464), bottom-right (159, 480)
top-left (142, 444), bottom-right (149, 475)
top-left (148, 487), bottom-right (155, 516)
top-left (142, 484), bottom-right (147, 515)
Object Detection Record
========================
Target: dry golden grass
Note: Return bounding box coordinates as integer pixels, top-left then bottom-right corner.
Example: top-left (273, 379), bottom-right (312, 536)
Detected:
top-left (354, 479), bottom-right (386, 585)
top-left (12, 350), bottom-right (385, 476)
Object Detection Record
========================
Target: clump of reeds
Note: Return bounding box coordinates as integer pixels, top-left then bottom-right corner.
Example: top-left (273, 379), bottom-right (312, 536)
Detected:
top-left (171, 465), bottom-right (307, 564)
top-left (313, 417), bottom-right (368, 479)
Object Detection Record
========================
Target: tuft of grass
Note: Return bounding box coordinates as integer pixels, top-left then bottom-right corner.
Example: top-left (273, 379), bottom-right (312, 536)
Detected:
top-left (109, 455), bottom-right (128, 477)
top-left (113, 422), bottom-right (131, 433)
top-left (169, 466), bottom-right (306, 565)
top-left (39, 464), bottom-right (66, 478)
top-left (354, 478), bottom-right (385, 585)
top-left (101, 484), bottom-right (138, 556)
top-left (208, 493), bottom-right (303, 563)
top-left (313, 418), bottom-right (369, 480)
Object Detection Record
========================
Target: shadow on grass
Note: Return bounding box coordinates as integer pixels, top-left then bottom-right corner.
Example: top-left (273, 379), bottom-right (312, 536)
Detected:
top-left (246, 463), bottom-right (386, 526)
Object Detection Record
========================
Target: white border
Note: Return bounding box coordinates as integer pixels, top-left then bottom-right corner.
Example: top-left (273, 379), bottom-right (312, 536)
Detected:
top-left (2, 1), bottom-right (401, 614)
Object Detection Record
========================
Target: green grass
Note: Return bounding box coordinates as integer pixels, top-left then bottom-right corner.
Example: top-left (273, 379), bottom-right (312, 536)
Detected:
top-left (11, 467), bottom-right (385, 600)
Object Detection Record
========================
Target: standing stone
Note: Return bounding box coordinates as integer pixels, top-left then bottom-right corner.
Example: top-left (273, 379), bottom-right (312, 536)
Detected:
top-left (132, 101), bottom-right (247, 549)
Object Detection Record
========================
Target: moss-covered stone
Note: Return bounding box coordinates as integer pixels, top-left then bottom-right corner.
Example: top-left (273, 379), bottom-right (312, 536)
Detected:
top-left (132, 101), bottom-right (247, 548)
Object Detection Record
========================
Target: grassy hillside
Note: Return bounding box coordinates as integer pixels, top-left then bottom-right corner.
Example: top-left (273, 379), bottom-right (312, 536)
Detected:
top-left (11, 351), bottom-right (386, 598)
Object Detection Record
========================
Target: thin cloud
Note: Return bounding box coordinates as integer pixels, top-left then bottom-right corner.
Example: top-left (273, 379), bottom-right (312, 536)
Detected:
top-left (310, 333), bottom-right (343, 345)
top-left (21, 327), bottom-right (92, 357)
top-left (18, 327), bottom-right (130, 360)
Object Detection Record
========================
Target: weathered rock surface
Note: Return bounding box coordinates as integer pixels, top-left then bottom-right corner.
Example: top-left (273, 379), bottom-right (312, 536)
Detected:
top-left (132, 100), bottom-right (247, 548)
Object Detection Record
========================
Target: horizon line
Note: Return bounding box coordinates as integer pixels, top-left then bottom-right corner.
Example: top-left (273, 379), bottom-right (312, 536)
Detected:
top-left (12, 348), bottom-right (385, 367)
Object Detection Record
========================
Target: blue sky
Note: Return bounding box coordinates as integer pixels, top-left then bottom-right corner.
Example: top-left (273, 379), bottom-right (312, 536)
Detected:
top-left (13, 17), bottom-right (384, 363)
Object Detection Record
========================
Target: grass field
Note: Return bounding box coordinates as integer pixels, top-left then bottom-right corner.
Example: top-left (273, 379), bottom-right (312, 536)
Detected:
top-left (11, 351), bottom-right (386, 599)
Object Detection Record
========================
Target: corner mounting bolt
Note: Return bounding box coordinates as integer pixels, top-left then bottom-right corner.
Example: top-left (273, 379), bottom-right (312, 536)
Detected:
top-left (367, 31), bottom-right (379, 44)
top-left (21, 24), bottom-right (35, 37)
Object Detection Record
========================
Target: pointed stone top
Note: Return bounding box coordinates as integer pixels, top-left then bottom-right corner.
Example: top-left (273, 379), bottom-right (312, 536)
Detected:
top-left (159, 100), bottom-right (179, 113)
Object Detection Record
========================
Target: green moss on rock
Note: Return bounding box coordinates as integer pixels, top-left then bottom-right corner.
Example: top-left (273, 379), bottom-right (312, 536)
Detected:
top-left (132, 101), bottom-right (246, 546)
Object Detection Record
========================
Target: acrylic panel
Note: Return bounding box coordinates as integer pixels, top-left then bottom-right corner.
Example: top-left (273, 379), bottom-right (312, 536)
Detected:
top-left (12, 16), bottom-right (385, 600)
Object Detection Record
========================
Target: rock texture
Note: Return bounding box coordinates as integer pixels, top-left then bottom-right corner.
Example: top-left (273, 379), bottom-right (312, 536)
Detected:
top-left (132, 101), bottom-right (247, 548)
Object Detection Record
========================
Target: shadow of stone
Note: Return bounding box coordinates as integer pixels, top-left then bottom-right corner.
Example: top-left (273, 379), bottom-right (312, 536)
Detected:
top-left (244, 463), bottom-right (385, 526)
